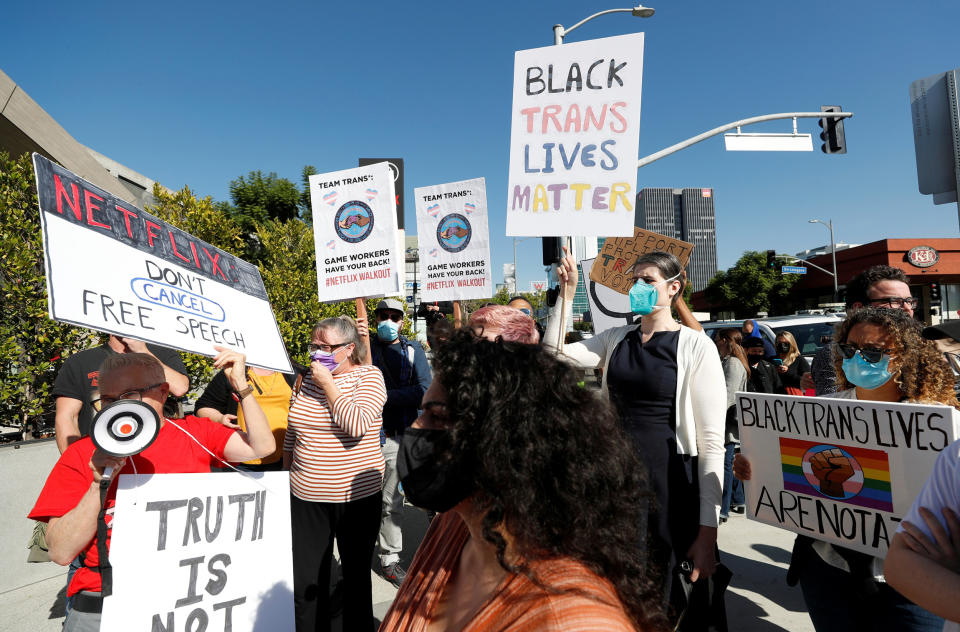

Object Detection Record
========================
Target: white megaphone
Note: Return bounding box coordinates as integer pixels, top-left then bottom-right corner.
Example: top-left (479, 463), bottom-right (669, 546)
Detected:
top-left (90, 400), bottom-right (161, 480)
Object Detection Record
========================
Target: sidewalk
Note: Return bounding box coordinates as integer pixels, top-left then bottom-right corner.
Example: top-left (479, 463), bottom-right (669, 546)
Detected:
top-left (3, 504), bottom-right (812, 631)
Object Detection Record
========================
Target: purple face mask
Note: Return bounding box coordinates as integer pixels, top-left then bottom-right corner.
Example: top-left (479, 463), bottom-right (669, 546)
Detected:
top-left (311, 349), bottom-right (342, 373)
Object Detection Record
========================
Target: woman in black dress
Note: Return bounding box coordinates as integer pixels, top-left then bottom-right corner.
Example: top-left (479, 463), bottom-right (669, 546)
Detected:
top-left (775, 332), bottom-right (810, 396)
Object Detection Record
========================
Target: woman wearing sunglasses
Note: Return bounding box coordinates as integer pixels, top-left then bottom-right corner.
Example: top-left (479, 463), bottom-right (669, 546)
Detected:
top-left (545, 248), bottom-right (726, 629)
top-left (283, 316), bottom-right (387, 632)
top-left (735, 307), bottom-right (957, 631)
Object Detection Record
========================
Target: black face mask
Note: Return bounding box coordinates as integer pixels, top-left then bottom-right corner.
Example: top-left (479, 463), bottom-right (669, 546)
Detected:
top-left (776, 342), bottom-right (791, 354)
top-left (397, 427), bottom-right (474, 513)
top-left (747, 352), bottom-right (764, 363)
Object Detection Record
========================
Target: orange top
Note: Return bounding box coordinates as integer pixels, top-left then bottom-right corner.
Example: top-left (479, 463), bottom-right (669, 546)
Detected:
top-left (379, 512), bottom-right (637, 631)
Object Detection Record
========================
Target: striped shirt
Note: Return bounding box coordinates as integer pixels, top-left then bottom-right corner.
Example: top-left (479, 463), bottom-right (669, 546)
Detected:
top-left (380, 512), bottom-right (637, 631)
top-left (284, 364), bottom-right (386, 503)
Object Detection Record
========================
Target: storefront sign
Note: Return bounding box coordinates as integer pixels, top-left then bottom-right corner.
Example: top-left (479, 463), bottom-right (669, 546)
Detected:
top-left (907, 245), bottom-right (940, 268)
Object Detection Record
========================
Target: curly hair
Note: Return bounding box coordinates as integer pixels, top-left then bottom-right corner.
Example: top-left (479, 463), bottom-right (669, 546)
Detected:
top-left (468, 305), bottom-right (540, 344)
top-left (432, 330), bottom-right (668, 630)
top-left (844, 265), bottom-right (909, 308)
top-left (832, 307), bottom-right (958, 406)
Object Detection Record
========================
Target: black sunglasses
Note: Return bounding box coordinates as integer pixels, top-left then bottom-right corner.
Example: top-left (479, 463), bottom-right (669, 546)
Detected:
top-left (836, 343), bottom-right (891, 364)
top-left (376, 311), bottom-right (403, 322)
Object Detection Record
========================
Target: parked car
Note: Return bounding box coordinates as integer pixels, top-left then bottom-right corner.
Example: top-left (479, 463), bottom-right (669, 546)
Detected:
top-left (701, 313), bottom-right (843, 363)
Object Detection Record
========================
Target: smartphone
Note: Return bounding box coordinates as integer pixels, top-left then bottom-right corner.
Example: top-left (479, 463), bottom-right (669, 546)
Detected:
top-left (773, 359), bottom-right (783, 366)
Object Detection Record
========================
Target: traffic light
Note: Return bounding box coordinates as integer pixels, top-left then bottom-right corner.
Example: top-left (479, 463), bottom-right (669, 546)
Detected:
top-left (931, 283), bottom-right (942, 303)
top-left (542, 237), bottom-right (563, 265)
top-left (766, 250), bottom-right (776, 268)
top-left (819, 105), bottom-right (847, 154)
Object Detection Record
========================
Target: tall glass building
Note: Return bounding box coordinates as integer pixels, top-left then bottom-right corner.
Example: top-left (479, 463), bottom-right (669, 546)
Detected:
top-left (636, 188), bottom-right (719, 291)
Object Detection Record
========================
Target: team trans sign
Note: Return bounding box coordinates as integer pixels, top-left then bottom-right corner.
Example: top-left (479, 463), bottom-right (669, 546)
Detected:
top-left (308, 162), bottom-right (401, 301)
top-left (415, 178), bottom-right (492, 301)
top-left (737, 393), bottom-right (960, 556)
top-left (506, 32), bottom-right (644, 237)
top-left (32, 154), bottom-right (292, 373)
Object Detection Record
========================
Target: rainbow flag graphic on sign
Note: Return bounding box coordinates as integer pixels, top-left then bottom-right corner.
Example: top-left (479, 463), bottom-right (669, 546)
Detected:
top-left (779, 437), bottom-right (893, 512)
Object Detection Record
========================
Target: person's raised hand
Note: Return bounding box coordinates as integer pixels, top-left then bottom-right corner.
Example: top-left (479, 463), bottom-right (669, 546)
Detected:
top-left (213, 345), bottom-right (248, 392)
top-left (119, 337), bottom-right (149, 353)
top-left (556, 246), bottom-right (578, 301)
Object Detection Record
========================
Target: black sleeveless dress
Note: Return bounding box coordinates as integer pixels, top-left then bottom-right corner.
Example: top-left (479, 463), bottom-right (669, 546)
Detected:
top-left (607, 328), bottom-right (700, 609)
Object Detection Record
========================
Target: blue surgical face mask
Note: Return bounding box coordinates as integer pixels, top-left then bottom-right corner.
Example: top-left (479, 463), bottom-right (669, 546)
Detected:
top-left (841, 353), bottom-right (894, 390)
top-left (629, 271), bottom-right (682, 315)
top-left (377, 319), bottom-right (401, 342)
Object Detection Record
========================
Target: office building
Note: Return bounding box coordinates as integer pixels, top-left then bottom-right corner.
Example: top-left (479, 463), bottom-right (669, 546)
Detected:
top-left (636, 188), bottom-right (719, 291)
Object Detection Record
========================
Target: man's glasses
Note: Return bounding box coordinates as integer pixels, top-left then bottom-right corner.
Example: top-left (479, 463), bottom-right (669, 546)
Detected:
top-left (308, 342), bottom-right (349, 353)
top-left (376, 311), bottom-right (403, 322)
top-left (836, 343), bottom-right (891, 364)
top-left (100, 382), bottom-right (164, 406)
top-left (869, 297), bottom-right (918, 309)
top-left (517, 308), bottom-right (531, 315)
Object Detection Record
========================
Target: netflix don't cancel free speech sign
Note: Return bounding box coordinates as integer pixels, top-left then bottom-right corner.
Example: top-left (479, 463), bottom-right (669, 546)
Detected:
top-left (33, 154), bottom-right (291, 373)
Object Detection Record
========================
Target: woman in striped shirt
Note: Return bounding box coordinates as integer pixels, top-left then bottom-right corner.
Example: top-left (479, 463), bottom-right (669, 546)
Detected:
top-left (283, 316), bottom-right (387, 632)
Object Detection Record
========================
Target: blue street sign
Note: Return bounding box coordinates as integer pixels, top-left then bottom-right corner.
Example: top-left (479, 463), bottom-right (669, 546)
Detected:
top-left (781, 265), bottom-right (808, 275)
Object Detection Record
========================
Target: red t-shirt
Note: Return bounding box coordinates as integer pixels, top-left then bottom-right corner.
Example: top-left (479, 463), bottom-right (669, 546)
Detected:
top-left (28, 415), bottom-right (235, 596)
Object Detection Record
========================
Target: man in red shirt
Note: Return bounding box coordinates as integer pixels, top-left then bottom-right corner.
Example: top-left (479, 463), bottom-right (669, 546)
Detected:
top-left (29, 346), bottom-right (275, 632)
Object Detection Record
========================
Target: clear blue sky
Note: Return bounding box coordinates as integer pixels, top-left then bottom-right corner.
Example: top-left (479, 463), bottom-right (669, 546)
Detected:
top-left (4, 1), bottom-right (958, 291)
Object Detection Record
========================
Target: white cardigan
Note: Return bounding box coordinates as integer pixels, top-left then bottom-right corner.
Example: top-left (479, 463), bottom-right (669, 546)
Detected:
top-left (545, 303), bottom-right (726, 528)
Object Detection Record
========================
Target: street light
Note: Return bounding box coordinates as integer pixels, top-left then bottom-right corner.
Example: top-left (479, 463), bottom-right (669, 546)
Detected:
top-left (809, 218), bottom-right (838, 302)
top-left (552, 4), bottom-right (655, 44)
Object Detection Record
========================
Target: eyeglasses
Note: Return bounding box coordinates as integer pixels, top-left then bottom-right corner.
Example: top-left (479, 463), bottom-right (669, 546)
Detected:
top-left (100, 382), bottom-right (165, 406)
top-left (376, 311), bottom-right (403, 323)
top-left (869, 297), bottom-right (918, 309)
top-left (308, 342), bottom-right (349, 353)
top-left (836, 343), bottom-right (891, 364)
top-left (517, 308), bottom-right (531, 316)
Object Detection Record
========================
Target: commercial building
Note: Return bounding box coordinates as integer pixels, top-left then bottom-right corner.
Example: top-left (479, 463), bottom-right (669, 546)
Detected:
top-left (636, 187), bottom-right (719, 291)
top-left (787, 238), bottom-right (960, 325)
top-left (0, 68), bottom-right (164, 208)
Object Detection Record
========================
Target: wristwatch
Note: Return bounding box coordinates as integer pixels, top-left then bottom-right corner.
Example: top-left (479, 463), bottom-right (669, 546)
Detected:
top-left (232, 385), bottom-right (255, 402)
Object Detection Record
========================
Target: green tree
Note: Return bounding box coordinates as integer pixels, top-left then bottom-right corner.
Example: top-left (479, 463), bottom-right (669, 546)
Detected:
top-left (299, 165), bottom-right (317, 223)
top-left (704, 250), bottom-right (801, 317)
top-left (229, 171), bottom-right (301, 224)
top-left (0, 152), bottom-right (95, 434)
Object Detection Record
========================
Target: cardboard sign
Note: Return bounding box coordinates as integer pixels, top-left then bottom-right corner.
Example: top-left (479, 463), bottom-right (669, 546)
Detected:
top-left (415, 178), bottom-right (492, 301)
top-left (506, 33), bottom-right (645, 237)
top-left (101, 472), bottom-right (294, 631)
top-left (309, 163), bottom-right (401, 301)
top-left (589, 227), bottom-right (694, 294)
top-left (32, 154), bottom-right (292, 373)
top-left (581, 257), bottom-right (636, 334)
top-left (737, 393), bottom-right (960, 556)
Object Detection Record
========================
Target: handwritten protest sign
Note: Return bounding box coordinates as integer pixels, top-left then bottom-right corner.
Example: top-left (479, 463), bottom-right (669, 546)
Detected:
top-left (101, 472), bottom-right (293, 631)
top-left (737, 393), bottom-right (960, 556)
top-left (309, 163), bottom-right (401, 301)
top-left (581, 257), bottom-right (636, 334)
top-left (415, 178), bottom-right (491, 301)
top-left (589, 227), bottom-right (694, 294)
top-left (506, 33), bottom-right (645, 237)
top-left (32, 154), bottom-right (292, 373)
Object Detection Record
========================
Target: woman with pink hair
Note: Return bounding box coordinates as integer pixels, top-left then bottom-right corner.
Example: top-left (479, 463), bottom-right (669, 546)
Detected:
top-left (468, 305), bottom-right (540, 344)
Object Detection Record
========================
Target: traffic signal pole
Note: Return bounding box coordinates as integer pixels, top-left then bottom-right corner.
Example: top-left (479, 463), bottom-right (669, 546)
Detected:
top-left (637, 111), bottom-right (853, 168)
